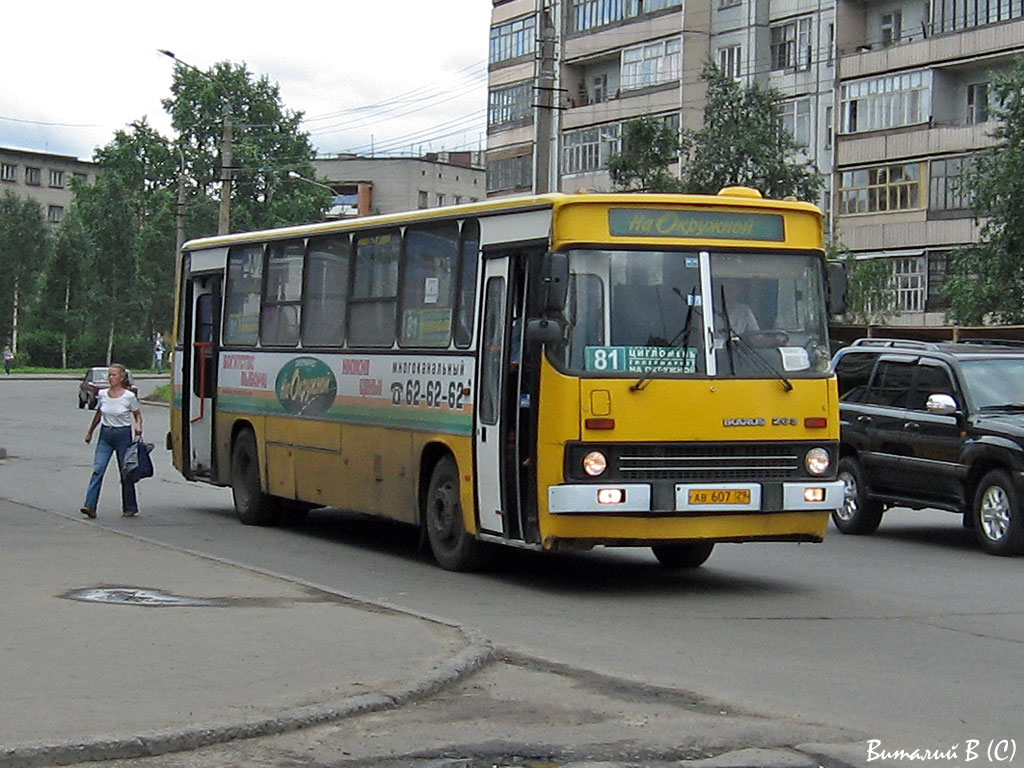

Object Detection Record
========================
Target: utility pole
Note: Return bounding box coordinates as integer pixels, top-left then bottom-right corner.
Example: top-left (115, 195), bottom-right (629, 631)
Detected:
top-left (218, 110), bottom-right (233, 235)
top-left (158, 50), bottom-right (232, 235)
top-left (533, 0), bottom-right (561, 193)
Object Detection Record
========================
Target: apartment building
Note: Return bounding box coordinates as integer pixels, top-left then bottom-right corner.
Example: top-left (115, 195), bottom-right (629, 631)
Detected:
top-left (834, 0), bottom-right (1024, 324)
top-left (0, 147), bottom-right (96, 226)
top-left (312, 152), bottom-right (485, 218)
top-left (488, 0), bottom-right (1024, 325)
top-left (486, 0), bottom-right (834, 211)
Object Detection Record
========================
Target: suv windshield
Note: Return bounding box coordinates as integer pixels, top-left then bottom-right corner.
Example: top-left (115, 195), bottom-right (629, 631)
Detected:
top-left (960, 358), bottom-right (1024, 409)
top-left (553, 248), bottom-right (832, 379)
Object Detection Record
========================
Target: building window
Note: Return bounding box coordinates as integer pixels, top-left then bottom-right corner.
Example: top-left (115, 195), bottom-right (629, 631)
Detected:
top-left (418, 191), bottom-right (429, 209)
top-left (825, 105), bottom-right (833, 148)
top-left (931, 0), bottom-right (1024, 34)
top-left (841, 71), bottom-right (930, 133)
top-left (620, 37), bottom-right (681, 91)
top-left (25, 167), bottom-right (41, 186)
top-left (927, 251), bottom-right (950, 311)
top-left (718, 0), bottom-right (742, 8)
top-left (488, 82), bottom-right (533, 129)
top-left (562, 123), bottom-right (622, 175)
top-left (779, 98), bottom-right (812, 146)
top-left (893, 256), bottom-right (926, 312)
top-left (49, 169), bottom-right (64, 188)
top-left (929, 156), bottom-right (973, 212)
top-left (490, 15), bottom-right (536, 64)
top-left (437, 193), bottom-right (446, 207)
top-left (1, 163), bottom-right (16, 182)
top-left (839, 163), bottom-right (922, 214)
top-left (881, 11), bottom-right (903, 45)
top-left (570, 0), bottom-right (682, 32)
top-left (487, 152), bottom-right (533, 193)
top-left (718, 44), bottom-right (742, 79)
top-left (47, 205), bottom-right (64, 223)
top-left (770, 17), bottom-right (812, 71)
top-left (967, 82), bottom-right (990, 124)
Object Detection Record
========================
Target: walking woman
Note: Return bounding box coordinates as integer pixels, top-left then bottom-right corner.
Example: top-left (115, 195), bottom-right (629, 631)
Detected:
top-left (81, 364), bottom-right (143, 518)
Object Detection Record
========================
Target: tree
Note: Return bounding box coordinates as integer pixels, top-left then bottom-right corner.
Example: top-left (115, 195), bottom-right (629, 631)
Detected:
top-left (0, 191), bottom-right (49, 353)
top-left (829, 238), bottom-right (896, 325)
top-left (163, 60), bottom-right (329, 235)
top-left (607, 116), bottom-right (687, 192)
top-left (681, 64), bottom-right (823, 201)
top-left (944, 57), bottom-right (1024, 324)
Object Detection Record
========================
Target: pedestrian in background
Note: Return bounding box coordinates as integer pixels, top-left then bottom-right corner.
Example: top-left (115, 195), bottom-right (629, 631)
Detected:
top-left (81, 364), bottom-right (143, 519)
top-left (3, 345), bottom-right (13, 374)
top-left (154, 336), bottom-right (165, 374)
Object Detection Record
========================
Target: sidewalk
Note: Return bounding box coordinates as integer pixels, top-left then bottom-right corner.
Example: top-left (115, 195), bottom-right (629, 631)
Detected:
top-left (0, 499), bottom-right (492, 767)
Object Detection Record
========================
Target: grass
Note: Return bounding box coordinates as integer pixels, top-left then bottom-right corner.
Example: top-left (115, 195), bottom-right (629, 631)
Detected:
top-left (145, 384), bottom-right (172, 403)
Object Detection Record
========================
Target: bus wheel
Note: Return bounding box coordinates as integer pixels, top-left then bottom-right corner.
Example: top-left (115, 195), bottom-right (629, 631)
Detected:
top-left (651, 541), bottom-right (714, 568)
top-left (231, 430), bottom-right (281, 526)
top-left (425, 456), bottom-right (485, 572)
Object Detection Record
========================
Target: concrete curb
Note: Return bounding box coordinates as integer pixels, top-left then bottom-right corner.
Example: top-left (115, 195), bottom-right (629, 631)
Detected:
top-left (0, 517), bottom-right (496, 768)
top-left (0, 634), bottom-right (494, 768)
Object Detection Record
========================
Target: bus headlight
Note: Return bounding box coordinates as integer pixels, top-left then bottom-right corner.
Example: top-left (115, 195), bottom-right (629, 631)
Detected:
top-left (583, 450), bottom-right (608, 477)
top-left (805, 447), bottom-right (830, 476)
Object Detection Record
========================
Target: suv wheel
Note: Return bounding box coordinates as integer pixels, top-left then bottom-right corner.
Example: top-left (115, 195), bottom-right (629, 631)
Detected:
top-left (973, 470), bottom-right (1024, 556)
top-left (833, 457), bottom-right (884, 535)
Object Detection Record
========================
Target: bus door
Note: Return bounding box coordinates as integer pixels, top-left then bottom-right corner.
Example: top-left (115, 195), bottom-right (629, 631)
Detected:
top-left (475, 252), bottom-right (532, 540)
top-left (183, 273), bottom-right (220, 479)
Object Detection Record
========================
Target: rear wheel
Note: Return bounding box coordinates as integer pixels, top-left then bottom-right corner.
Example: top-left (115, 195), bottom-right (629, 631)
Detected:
top-left (231, 430), bottom-right (281, 526)
top-left (424, 456), bottom-right (485, 571)
top-left (651, 541), bottom-right (715, 568)
top-left (973, 470), bottom-right (1024, 556)
top-left (833, 457), bottom-right (884, 535)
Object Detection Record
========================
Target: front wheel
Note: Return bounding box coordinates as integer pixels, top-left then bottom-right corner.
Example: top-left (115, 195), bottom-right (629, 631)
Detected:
top-left (973, 470), bottom-right (1024, 556)
top-left (231, 430), bottom-right (281, 526)
top-left (424, 456), bottom-right (485, 571)
top-left (833, 456), bottom-right (884, 535)
top-left (651, 541), bottom-right (714, 568)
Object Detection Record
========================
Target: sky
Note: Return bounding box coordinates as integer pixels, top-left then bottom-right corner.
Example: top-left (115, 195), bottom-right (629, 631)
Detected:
top-left (0, 1), bottom-right (491, 162)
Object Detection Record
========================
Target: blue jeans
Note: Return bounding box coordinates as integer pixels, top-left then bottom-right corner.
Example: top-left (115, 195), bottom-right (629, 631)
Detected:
top-left (84, 426), bottom-right (138, 514)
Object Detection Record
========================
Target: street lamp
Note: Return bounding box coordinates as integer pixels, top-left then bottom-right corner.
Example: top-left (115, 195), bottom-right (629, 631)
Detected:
top-left (158, 49), bottom-right (233, 235)
top-left (286, 170), bottom-right (335, 194)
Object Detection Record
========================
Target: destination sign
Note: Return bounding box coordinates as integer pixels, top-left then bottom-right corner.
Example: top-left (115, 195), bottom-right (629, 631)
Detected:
top-left (609, 209), bottom-right (785, 241)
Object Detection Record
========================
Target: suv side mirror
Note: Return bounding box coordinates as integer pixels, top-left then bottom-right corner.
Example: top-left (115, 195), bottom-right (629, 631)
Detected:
top-left (926, 393), bottom-right (958, 415)
top-left (827, 261), bottom-right (848, 316)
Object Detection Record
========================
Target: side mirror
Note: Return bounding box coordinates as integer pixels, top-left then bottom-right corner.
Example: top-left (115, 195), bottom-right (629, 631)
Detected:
top-left (925, 393), bottom-right (958, 415)
top-left (525, 318), bottom-right (564, 344)
top-left (540, 251), bottom-right (569, 313)
top-left (827, 261), bottom-right (848, 316)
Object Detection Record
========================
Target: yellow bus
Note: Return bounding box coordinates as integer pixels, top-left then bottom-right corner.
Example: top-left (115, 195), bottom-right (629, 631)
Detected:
top-left (170, 188), bottom-right (846, 570)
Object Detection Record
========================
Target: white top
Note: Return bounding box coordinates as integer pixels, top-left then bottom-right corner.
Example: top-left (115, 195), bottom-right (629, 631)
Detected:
top-left (97, 389), bottom-right (141, 428)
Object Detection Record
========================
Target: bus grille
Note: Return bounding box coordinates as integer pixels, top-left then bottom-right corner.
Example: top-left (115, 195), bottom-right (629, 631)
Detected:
top-left (616, 444), bottom-right (801, 481)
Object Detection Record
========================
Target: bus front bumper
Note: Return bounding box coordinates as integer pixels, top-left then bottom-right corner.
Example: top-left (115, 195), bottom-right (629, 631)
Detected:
top-left (547, 480), bottom-right (844, 515)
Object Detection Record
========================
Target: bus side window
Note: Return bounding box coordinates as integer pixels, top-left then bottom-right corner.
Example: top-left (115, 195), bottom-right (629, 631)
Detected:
top-left (303, 235), bottom-right (351, 347)
top-left (400, 222), bottom-right (458, 348)
top-left (261, 240), bottom-right (304, 347)
top-left (349, 230), bottom-right (400, 347)
top-left (454, 219), bottom-right (480, 349)
top-left (223, 245), bottom-right (263, 346)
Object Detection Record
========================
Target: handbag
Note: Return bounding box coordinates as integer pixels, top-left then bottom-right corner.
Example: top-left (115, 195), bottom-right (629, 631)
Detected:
top-left (122, 437), bottom-right (155, 483)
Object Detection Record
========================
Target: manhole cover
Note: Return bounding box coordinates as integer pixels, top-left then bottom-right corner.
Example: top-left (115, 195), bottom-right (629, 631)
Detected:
top-left (64, 587), bottom-right (222, 607)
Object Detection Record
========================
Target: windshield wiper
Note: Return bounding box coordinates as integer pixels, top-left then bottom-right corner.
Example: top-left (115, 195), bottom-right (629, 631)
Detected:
top-left (979, 403), bottom-right (1024, 412)
top-left (631, 286), bottom-right (697, 392)
top-left (718, 285), bottom-right (793, 392)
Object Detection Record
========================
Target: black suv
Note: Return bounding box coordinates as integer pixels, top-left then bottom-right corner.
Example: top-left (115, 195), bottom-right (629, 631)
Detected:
top-left (833, 338), bottom-right (1024, 556)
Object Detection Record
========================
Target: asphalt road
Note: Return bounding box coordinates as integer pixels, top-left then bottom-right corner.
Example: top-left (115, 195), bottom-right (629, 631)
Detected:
top-left (2, 377), bottom-right (1022, 762)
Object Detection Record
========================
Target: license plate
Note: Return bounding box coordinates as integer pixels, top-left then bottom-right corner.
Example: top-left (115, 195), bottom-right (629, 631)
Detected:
top-left (687, 488), bottom-right (752, 505)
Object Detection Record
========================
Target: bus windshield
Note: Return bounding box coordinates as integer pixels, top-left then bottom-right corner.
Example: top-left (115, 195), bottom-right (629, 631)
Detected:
top-left (557, 248), bottom-right (832, 379)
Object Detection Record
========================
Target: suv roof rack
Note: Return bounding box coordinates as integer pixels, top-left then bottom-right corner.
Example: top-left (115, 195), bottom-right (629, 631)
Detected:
top-left (850, 338), bottom-right (941, 350)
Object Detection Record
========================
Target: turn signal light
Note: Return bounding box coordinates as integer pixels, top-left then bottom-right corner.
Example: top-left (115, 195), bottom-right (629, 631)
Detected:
top-left (804, 488), bottom-right (825, 503)
top-left (597, 488), bottom-right (625, 504)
